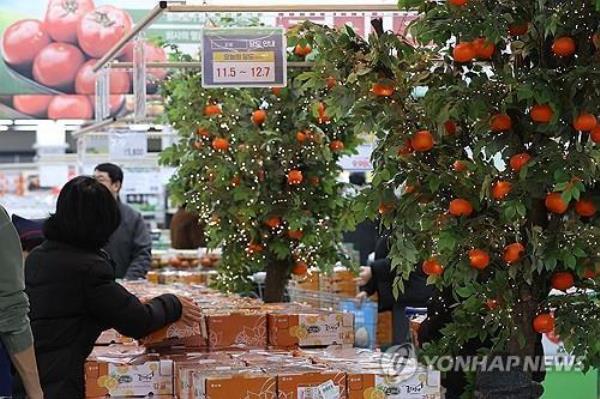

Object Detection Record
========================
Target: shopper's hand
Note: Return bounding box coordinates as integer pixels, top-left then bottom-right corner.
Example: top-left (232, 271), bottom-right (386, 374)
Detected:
top-left (354, 266), bottom-right (373, 287)
top-left (177, 296), bottom-right (202, 326)
top-left (356, 291), bottom-right (368, 302)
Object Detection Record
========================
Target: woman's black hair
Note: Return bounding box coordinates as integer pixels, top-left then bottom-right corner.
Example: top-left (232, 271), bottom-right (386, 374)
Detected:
top-left (44, 176), bottom-right (121, 251)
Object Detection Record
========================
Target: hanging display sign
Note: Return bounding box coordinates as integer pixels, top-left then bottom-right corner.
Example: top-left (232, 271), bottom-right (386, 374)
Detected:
top-left (108, 131), bottom-right (148, 161)
top-left (201, 27), bottom-right (287, 88)
top-left (338, 144), bottom-right (373, 171)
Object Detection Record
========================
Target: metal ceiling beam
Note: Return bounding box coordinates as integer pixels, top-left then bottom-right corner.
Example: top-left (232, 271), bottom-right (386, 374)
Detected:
top-left (108, 61), bottom-right (312, 69)
top-left (167, 3), bottom-right (401, 13)
top-left (93, 1), bottom-right (400, 73)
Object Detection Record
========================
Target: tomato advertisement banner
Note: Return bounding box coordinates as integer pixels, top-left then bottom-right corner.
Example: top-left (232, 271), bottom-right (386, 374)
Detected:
top-left (0, 0), bottom-right (192, 120)
top-left (0, 1), bottom-right (417, 120)
top-left (333, 13), bottom-right (366, 38)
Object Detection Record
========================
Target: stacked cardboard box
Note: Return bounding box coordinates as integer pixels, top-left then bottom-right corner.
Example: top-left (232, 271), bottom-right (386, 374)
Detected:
top-left (319, 267), bottom-right (358, 300)
top-left (85, 346), bottom-right (441, 398)
top-left (86, 281), bottom-right (438, 398)
top-left (95, 328), bottom-right (135, 345)
top-left (116, 282), bottom-right (355, 352)
top-left (268, 310), bottom-right (354, 349)
top-left (85, 345), bottom-right (173, 398)
top-left (304, 348), bottom-right (441, 399)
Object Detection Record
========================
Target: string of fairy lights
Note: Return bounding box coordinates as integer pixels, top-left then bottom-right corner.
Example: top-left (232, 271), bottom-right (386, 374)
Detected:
top-left (375, 0), bottom-right (600, 359)
top-left (163, 41), bottom-right (358, 293)
top-left (162, 5), bottom-right (600, 362)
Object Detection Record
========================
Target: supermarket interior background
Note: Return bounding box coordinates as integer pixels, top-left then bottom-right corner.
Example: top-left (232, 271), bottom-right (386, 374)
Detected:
top-left (1, 0), bottom-right (599, 398)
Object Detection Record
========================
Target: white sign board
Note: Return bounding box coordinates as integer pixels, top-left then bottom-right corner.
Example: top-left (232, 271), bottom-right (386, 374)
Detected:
top-left (120, 167), bottom-right (162, 196)
top-left (39, 164), bottom-right (69, 188)
top-left (202, 27), bottom-right (287, 88)
top-left (109, 132), bottom-right (148, 161)
top-left (338, 144), bottom-right (373, 171)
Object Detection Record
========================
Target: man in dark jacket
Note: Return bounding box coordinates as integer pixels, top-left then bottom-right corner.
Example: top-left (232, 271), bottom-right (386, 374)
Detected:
top-left (342, 173), bottom-right (379, 265)
top-left (94, 163), bottom-right (151, 279)
top-left (357, 232), bottom-right (433, 344)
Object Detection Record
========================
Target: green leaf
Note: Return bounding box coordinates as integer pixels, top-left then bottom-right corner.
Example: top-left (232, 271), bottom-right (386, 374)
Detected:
top-left (504, 205), bottom-right (517, 219)
top-left (397, 0), bottom-right (425, 11)
top-left (456, 286), bottom-right (474, 298)
top-left (380, 168), bottom-right (391, 182)
top-left (508, 265), bottom-right (519, 279)
top-left (545, 257), bottom-right (557, 269)
top-left (562, 191), bottom-right (573, 203)
top-left (372, 173), bottom-right (383, 187)
top-left (573, 248), bottom-right (587, 258)
top-left (426, 275), bottom-right (439, 285)
top-left (516, 86), bottom-right (534, 101)
top-left (565, 254), bottom-right (577, 269)
top-left (480, 175), bottom-right (492, 201)
top-left (516, 203), bottom-right (527, 217)
top-left (554, 169), bottom-right (570, 183)
top-left (439, 230), bottom-right (457, 251)
top-left (428, 176), bottom-right (441, 193)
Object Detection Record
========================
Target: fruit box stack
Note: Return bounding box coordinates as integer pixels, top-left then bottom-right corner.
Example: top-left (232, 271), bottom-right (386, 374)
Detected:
top-left (303, 347), bottom-right (442, 399)
top-left (102, 282), bottom-right (355, 353)
top-left (85, 345), bottom-right (173, 398)
top-left (319, 267), bottom-right (359, 299)
top-left (85, 346), bottom-right (441, 399)
top-left (86, 282), bottom-right (440, 398)
top-left (268, 309), bottom-right (355, 349)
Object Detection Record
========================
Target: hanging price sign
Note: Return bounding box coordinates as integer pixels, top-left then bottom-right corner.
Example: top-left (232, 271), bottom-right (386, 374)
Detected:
top-left (201, 27), bottom-right (287, 88)
top-left (109, 131), bottom-right (147, 161)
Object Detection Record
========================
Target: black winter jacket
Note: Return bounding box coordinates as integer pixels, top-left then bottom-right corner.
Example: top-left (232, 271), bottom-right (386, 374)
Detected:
top-left (362, 233), bottom-right (433, 311)
top-left (16, 241), bottom-right (182, 399)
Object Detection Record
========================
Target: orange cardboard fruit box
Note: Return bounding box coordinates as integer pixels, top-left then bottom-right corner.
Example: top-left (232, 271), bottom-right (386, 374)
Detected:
top-left (85, 354), bottom-right (173, 398)
top-left (268, 311), bottom-right (354, 349)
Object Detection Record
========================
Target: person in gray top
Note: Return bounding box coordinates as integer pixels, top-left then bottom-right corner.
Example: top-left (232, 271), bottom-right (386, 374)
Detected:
top-left (94, 163), bottom-right (151, 279)
top-left (0, 205), bottom-right (43, 398)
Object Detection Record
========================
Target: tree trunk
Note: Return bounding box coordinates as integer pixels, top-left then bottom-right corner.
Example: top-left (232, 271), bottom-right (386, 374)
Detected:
top-left (474, 369), bottom-right (544, 399)
top-left (475, 279), bottom-right (545, 398)
top-left (263, 259), bottom-right (290, 303)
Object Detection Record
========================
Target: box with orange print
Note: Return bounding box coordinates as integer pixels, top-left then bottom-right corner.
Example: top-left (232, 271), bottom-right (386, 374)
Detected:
top-left (320, 268), bottom-right (358, 297)
top-left (169, 352), bottom-right (245, 399)
top-left (275, 366), bottom-right (347, 399)
top-left (139, 318), bottom-right (207, 350)
top-left (95, 328), bottom-right (136, 345)
top-left (229, 349), bottom-right (312, 368)
top-left (205, 310), bottom-right (268, 351)
top-left (268, 311), bottom-right (354, 349)
top-left (84, 355), bottom-right (174, 398)
top-left (346, 368), bottom-right (441, 399)
top-left (192, 368), bottom-right (277, 399)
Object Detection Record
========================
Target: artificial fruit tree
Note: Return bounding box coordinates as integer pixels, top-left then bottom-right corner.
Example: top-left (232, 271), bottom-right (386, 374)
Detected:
top-left (342, 0), bottom-right (600, 397)
top-left (160, 24), bottom-right (360, 302)
top-left (291, 1), bottom-right (600, 397)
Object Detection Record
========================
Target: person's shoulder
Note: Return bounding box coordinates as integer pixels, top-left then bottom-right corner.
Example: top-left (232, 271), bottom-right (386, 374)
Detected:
top-left (119, 202), bottom-right (143, 219)
top-left (0, 206), bottom-right (10, 225)
top-left (28, 241), bottom-right (109, 272)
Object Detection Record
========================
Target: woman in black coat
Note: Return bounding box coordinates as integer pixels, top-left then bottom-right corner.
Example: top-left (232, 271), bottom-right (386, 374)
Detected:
top-left (14, 176), bottom-right (201, 399)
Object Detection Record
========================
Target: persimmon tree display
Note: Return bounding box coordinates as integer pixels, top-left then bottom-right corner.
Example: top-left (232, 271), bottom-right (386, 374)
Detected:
top-left (332, 0), bottom-right (600, 396)
top-left (160, 25), bottom-right (360, 302)
top-left (283, 2), bottom-right (600, 398)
